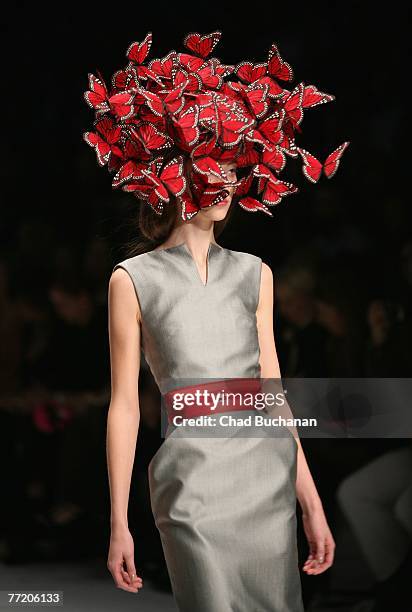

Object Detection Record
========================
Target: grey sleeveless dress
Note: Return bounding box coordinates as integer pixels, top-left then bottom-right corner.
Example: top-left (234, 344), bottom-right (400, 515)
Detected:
top-left (113, 241), bottom-right (304, 612)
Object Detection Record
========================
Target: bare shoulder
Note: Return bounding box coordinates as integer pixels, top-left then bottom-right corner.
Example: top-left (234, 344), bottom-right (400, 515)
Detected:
top-left (109, 267), bottom-right (141, 321)
top-left (261, 261), bottom-right (273, 281)
top-left (257, 261), bottom-right (274, 311)
top-left (109, 266), bottom-right (133, 292)
top-left (260, 261), bottom-right (274, 291)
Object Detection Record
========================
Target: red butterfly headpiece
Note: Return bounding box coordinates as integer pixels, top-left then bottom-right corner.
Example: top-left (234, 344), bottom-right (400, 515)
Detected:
top-left (83, 31), bottom-right (349, 220)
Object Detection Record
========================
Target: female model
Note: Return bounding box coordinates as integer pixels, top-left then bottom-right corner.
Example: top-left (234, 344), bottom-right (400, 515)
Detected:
top-left (106, 159), bottom-right (335, 610)
top-left (83, 30), bottom-right (346, 611)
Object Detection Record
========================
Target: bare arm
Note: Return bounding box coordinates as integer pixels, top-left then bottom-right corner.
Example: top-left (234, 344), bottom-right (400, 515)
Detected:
top-left (256, 262), bottom-right (335, 574)
top-left (106, 268), bottom-right (143, 592)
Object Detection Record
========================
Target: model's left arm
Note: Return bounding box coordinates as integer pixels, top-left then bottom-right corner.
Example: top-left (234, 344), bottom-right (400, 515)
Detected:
top-left (256, 261), bottom-right (335, 575)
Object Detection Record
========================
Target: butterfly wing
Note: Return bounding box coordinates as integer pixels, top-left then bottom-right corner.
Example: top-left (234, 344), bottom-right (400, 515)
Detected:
top-left (160, 157), bottom-right (187, 196)
top-left (126, 32), bottom-right (152, 65)
top-left (281, 83), bottom-right (304, 125)
top-left (302, 85), bottom-right (335, 109)
top-left (234, 173), bottom-right (253, 197)
top-left (177, 52), bottom-right (206, 73)
top-left (238, 197), bottom-right (273, 216)
top-left (172, 105), bottom-right (200, 149)
top-left (131, 122), bottom-right (172, 153)
top-left (192, 156), bottom-right (228, 181)
top-left (161, 81), bottom-right (188, 115)
top-left (108, 90), bottom-right (137, 121)
top-left (235, 145), bottom-right (260, 168)
top-left (258, 111), bottom-right (285, 145)
top-left (84, 116), bottom-right (122, 166)
top-left (83, 131), bottom-right (111, 166)
top-left (323, 142), bottom-right (350, 178)
top-left (199, 185), bottom-right (230, 209)
top-left (183, 31), bottom-right (222, 58)
top-left (267, 44), bottom-right (293, 82)
top-left (245, 84), bottom-right (269, 118)
top-left (262, 177), bottom-right (298, 205)
top-left (141, 90), bottom-right (164, 117)
top-left (179, 191), bottom-right (200, 221)
top-left (84, 73), bottom-right (109, 113)
top-left (234, 62), bottom-right (267, 85)
top-left (197, 65), bottom-right (223, 90)
top-left (149, 51), bottom-right (177, 81)
top-left (297, 147), bottom-right (323, 183)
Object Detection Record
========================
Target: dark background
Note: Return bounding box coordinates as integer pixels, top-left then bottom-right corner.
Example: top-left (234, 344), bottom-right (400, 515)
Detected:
top-left (1, 2), bottom-right (411, 610)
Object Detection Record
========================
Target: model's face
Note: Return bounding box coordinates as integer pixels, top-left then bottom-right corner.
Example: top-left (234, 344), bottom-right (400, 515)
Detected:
top-left (200, 161), bottom-right (238, 221)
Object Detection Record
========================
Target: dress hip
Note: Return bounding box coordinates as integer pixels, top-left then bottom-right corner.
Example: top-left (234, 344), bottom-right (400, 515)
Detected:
top-left (148, 421), bottom-right (304, 612)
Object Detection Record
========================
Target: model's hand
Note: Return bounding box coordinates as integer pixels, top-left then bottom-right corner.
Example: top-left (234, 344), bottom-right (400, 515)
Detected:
top-left (107, 525), bottom-right (143, 592)
top-left (301, 505), bottom-right (335, 575)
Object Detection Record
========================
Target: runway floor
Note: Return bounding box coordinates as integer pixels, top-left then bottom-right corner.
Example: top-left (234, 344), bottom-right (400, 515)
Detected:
top-left (0, 559), bottom-right (177, 611)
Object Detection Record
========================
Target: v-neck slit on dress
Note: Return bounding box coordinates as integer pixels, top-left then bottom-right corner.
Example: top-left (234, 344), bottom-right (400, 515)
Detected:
top-left (112, 242), bottom-right (304, 612)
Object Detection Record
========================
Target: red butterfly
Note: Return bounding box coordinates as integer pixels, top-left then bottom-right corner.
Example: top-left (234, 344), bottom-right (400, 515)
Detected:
top-left (302, 85), bottom-right (335, 109)
top-left (244, 129), bottom-right (273, 151)
top-left (141, 81), bottom-right (188, 117)
top-left (253, 75), bottom-right (284, 98)
top-left (108, 90), bottom-right (142, 121)
top-left (126, 33), bottom-right (154, 80)
top-left (235, 144), bottom-right (260, 168)
top-left (236, 172), bottom-right (273, 213)
top-left (107, 152), bottom-right (124, 174)
top-left (297, 142), bottom-right (350, 183)
top-left (219, 117), bottom-right (253, 149)
top-left (84, 73), bottom-right (111, 114)
top-left (112, 139), bottom-right (149, 187)
top-left (199, 185), bottom-right (231, 209)
top-left (189, 167), bottom-right (232, 206)
top-left (234, 172), bottom-right (253, 197)
top-left (124, 157), bottom-right (187, 212)
top-left (279, 83), bottom-right (305, 126)
top-left (277, 119), bottom-right (299, 157)
top-left (261, 146), bottom-right (287, 173)
top-left (267, 44), bottom-right (294, 82)
top-left (137, 105), bottom-right (167, 130)
top-left (256, 111), bottom-right (285, 146)
top-left (199, 97), bottom-right (253, 148)
top-left (171, 105), bottom-right (200, 149)
top-left (191, 156), bottom-right (229, 181)
top-left (183, 31), bottom-right (222, 59)
top-left (178, 184), bottom-right (231, 220)
top-left (84, 73), bottom-right (140, 120)
top-left (129, 122), bottom-right (172, 154)
top-left (173, 68), bottom-right (202, 92)
top-left (197, 64), bottom-right (223, 90)
top-left (178, 191), bottom-right (200, 221)
top-left (177, 52), bottom-right (206, 73)
top-left (228, 82), bottom-right (270, 119)
top-left (261, 177), bottom-right (298, 205)
top-left (149, 51), bottom-right (178, 80)
top-left (234, 62), bottom-right (267, 85)
top-left (83, 117), bottom-right (123, 166)
top-left (238, 197), bottom-right (272, 216)
top-left (210, 58), bottom-right (234, 79)
top-left (111, 66), bottom-right (140, 91)
top-left (192, 135), bottom-right (241, 162)
top-left (253, 164), bottom-right (298, 205)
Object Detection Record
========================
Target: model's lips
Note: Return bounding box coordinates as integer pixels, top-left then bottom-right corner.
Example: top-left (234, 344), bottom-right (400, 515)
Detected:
top-left (216, 197), bottom-right (230, 207)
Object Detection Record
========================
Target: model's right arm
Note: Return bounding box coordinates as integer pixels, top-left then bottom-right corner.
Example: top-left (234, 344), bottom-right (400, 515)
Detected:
top-left (106, 268), bottom-right (143, 593)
